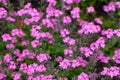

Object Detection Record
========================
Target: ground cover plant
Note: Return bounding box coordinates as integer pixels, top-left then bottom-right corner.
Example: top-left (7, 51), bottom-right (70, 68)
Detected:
top-left (0, 0), bottom-right (120, 80)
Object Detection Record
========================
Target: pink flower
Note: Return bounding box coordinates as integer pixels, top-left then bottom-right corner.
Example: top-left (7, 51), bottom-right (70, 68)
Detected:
top-left (54, 9), bottom-right (63, 17)
top-left (80, 47), bottom-right (93, 57)
top-left (11, 28), bottom-right (26, 37)
top-left (114, 29), bottom-right (120, 37)
top-left (101, 66), bottom-right (120, 78)
top-left (94, 18), bottom-right (103, 25)
top-left (31, 40), bottom-right (41, 48)
top-left (63, 5), bottom-right (71, 10)
top-left (4, 54), bottom-right (12, 63)
top-left (56, 56), bottom-right (63, 62)
top-left (22, 49), bottom-right (30, 57)
top-left (6, 43), bottom-right (14, 49)
top-left (71, 7), bottom-right (80, 19)
top-left (116, 2), bottom-right (120, 8)
top-left (102, 29), bottom-right (114, 39)
top-left (21, 40), bottom-right (29, 46)
top-left (63, 16), bottom-right (72, 24)
top-left (87, 6), bottom-right (95, 13)
top-left (68, 38), bottom-right (76, 45)
top-left (78, 22), bottom-right (101, 34)
top-left (24, 3), bottom-right (31, 9)
top-left (11, 72), bottom-right (21, 80)
top-left (103, 1), bottom-right (116, 12)
top-left (64, 48), bottom-right (73, 57)
top-left (27, 64), bottom-right (35, 75)
top-left (28, 53), bottom-right (36, 59)
top-left (59, 58), bottom-right (71, 69)
top-left (71, 57), bottom-right (87, 68)
top-left (0, 73), bottom-right (6, 79)
top-left (8, 61), bottom-right (16, 70)
top-left (2, 33), bottom-right (12, 42)
top-left (42, 19), bottom-right (54, 28)
top-left (78, 72), bottom-right (89, 80)
top-left (96, 51), bottom-right (110, 63)
top-left (36, 53), bottom-right (50, 63)
top-left (11, 37), bottom-right (17, 43)
top-left (36, 64), bottom-right (46, 72)
top-left (0, 7), bottom-right (7, 19)
top-left (13, 49), bottom-right (21, 57)
top-left (71, 59), bottom-right (80, 68)
top-left (6, 17), bottom-right (16, 22)
top-left (20, 63), bottom-right (28, 73)
top-left (60, 29), bottom-right (70, 37)
top-left (112, 49), bottom-right (120, 64)
top-left (63, 37), bottom-right (76, 45)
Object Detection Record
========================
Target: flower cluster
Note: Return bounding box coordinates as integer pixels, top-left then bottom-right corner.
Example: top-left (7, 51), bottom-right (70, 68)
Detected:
top-left (20, 63), bottom-right (46, 75)
top-left (96, 51), bottom-right (110, 63)
top-left (78, 21), bottom-right (101, 34)
top-left (71, 7), bottom-right (80, 19)
top-left (112, 49), bottom-right (120, 64)
top-left (59, 56), bottom-right (87, 69)
top-left (78, 72), bottom-right (89, 80)
top-left (17, 3), bottom-right (42, 25)
top-left (63, 37), bottom-right (76, 45)
top-left (0, 7), bottom-right (7, 19)
top-left (101, 66), bottom-right (120, 78)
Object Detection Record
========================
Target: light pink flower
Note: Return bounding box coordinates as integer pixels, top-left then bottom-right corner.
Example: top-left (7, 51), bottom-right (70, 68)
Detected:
top-left (59, 58), bottom-right (71, 69)
top-left (87, 6), bottom-right (95, 13)
top-left (78, 72), bottom-right (89, 80)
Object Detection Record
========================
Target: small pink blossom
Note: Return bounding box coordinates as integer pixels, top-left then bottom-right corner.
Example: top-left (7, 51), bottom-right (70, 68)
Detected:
top-left (63, 16), bottom-right (72, 24)
top-left (87, 6), bottom-right (95, 13)
top-left (59, 58), bottom-right (71, 69)
top-left (78, 72), bottom-right (89, 80)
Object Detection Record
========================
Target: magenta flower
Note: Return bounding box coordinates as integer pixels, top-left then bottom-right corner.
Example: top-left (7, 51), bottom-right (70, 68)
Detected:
top-left (56, 56), bottom-right (63, 62)
top-left (94, 18), bottom-right (103, 25)
top-left (63, 16), bottom-right (72, 24)
top-left (0, 73), bottom-right (6, 80)
top-left (31, 40), bottom-right (41, 48)
top-left (87, 6), bottom-right (95, 13)
top-left (11, 72), bottom-right (21, 80)
top-left (102, 29), bottom-right (114, 39)
top-left (0, 7), bottom-right (7, 19)
top-left (4, 54), bottom-right (12, 63)
top-left (36, 53), bottom-right (50, 63)
top-left (116, 2), bottom-right (120, 8)
top-left (63, 37), bottom-right (76, 45)
top-left (59, 58), bottom-right (71, 69)
top-left (80, 47), bottom-right (93, 57)
top-left (6, 43), bottom-right (14, 49)
top-left (78, 72), bottom-right (89, 80)
top-left (60, 29), bottom-right (70, 37)
top-left (101, 66), bottom-right (120, 78)
top-left (64, 48), bottom-right (73, 57)
top-left (2, 33), bottom-right (12, 42)
top-left (71, 7), bottom-right (80, 19)
top-left (112, 49), bottom-right (120, 64)
top-left (103, 1), bottom-right (116, 12)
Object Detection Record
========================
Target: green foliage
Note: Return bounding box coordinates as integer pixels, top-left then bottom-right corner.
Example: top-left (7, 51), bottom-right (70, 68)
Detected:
top-left (102, 19), bottom-right (119, 29)
top-left (101, 36), bottom-right (120, 56)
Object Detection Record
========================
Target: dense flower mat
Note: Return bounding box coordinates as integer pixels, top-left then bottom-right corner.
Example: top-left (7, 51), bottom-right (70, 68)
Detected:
top-left (0, 0), bottom-right (120, 80)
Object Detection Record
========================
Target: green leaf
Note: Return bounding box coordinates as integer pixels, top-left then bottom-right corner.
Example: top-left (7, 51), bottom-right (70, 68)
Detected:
top-left (6, 69), bottom-right (13, 76)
